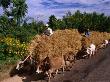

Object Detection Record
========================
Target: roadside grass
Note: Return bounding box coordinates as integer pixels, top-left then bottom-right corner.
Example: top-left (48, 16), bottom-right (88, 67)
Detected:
top-left (0, 56), bottom-right (20, 81)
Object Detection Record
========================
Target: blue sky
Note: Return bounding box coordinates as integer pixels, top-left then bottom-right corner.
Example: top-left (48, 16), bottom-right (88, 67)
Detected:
top-left (0, 0), bottom-right (110, 23)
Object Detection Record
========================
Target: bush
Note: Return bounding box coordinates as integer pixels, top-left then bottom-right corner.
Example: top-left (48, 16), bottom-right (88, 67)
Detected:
top-left (0, 37), bottom-right (28, 69)
top-left (3, 37), bottom-right (28, 57)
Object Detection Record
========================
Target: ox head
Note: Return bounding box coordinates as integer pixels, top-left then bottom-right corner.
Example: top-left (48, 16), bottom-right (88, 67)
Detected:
top-left (16, 61), bottom-right (24, 70)
top-left (16, 55), bottom-right (34, 70)
top-left (16, 58), bottom-right (32, 70)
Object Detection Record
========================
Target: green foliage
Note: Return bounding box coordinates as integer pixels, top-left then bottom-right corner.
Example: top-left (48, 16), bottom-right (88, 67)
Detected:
top-left (10, 26), bottom-right (37, 42)
top-left (26, 20), bottom-right (45, 34)
top-left (0, 0), bottom-right (11, 9)
top-left (0, 37), bottom-right (28, 69)
top-left (0, 0), bottom-right (28, 26)
top-left (56, 19), bottom-right (66, 30)
top-left (48, 10), bottom-right (110, 33)
top-left (0, 43), bottom-right (7, 60)
top-left (0, 0), bottom-right (45, 71)
top-left (48, 15), bottom-right (58, 30)
top-left (0, 15), bottom-right (45, 42)
top-left (12, 0), bottom-right (28, 25)
top-left (0, 37), bottom-right (28, 59)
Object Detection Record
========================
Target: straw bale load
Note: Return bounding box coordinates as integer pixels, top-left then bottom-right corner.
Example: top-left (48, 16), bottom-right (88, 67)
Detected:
top-left (82, 31), bottom-right (110, 48)
top-left (27, 29), bottom-right (82, 60)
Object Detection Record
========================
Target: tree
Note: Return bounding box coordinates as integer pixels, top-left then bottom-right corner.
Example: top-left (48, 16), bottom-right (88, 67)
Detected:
top-left (48, 15), bottom-right (58, 30)
top-left (36, 21), bottom-right (45, 33)
top-left (66, 11), bottom-right (72, 17)
top-left (56, 19), bottom-right (66, 30)
top-left (12, 0), bottom-right (28, 25)
top-left (0, 0), bottom-right (28, 26)
top-left (0, 0), bottom-right (11, 12)
top-left (0, 15), bottom-right (10, 36)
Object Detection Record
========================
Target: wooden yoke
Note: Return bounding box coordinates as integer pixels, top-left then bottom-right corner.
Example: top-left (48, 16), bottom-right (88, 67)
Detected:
top-left (22, 55), bottom-right (32, 63)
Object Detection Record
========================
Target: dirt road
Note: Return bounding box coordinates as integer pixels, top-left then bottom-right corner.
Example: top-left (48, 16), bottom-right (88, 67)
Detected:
top-left (1, 46), bottom-right (110, 82)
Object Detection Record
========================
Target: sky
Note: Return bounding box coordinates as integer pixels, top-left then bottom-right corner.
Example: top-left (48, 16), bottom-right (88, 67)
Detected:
top-left (0, 0), bottom-right (110, 23)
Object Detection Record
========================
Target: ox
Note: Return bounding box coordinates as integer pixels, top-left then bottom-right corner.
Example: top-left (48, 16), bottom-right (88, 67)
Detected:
top-left (16, 55), bottom-right (36, 75)
top-left (103, 40), bottom-right (109, 48)
top-left (79, 43), bottom-right (96, 58)
top-left (36, 56), bottom-right (65, 81)
top-left (98, 40), bottom-right (109, 49)
top-left (75, 46), bottom-right (89, 59)
top-left (63, 53), bottom-right (76, 70)
top-left (86, 43), bottom-right (96, 57)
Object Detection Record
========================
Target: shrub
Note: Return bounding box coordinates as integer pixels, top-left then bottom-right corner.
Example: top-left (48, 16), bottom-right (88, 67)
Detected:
top-left (0, 37), bottom-right (28, 67)
top-left (3, 37), bottom-right (28, 57)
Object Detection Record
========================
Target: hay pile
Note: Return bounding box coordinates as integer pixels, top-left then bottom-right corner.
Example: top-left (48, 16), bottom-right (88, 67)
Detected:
top-left (82, 31), bottom-right (110, 47)
top-left (27, 29), bottom-right (110, 60)
top-left (27, 29), bottom-right (82, 60)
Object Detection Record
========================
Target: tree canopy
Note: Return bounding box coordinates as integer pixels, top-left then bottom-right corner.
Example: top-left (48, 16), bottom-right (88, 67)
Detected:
top-left (48, 10), bottom-right (110, 33)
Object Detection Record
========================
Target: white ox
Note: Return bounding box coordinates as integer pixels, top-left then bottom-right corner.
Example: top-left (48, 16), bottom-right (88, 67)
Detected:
top-left (44, 27), bottom-right (53, 36)
top-left (99, 40), bottom-right (109, 48)
top-left (103, 40), bottom-right (109, 47)
top-left (86, 43), bottom-right (96, 57)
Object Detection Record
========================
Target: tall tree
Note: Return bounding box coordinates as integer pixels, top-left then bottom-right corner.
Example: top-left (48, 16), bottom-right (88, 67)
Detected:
top-left (0, 0), bottom-right (11, 12)
top-left (12, 0), bottom-right (28, 25)
top-left (0, 0), bottom-right (28, 26)
top-left (48, 15), bottom-right (58, 30)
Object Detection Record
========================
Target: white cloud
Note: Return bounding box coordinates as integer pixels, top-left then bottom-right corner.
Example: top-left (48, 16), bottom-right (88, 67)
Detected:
top-left (25, 0), bottom-right (110, 22)
top-left (1, 0), bottom-right (110, 23)
top-left (54, 0), bottom-right (103, 4)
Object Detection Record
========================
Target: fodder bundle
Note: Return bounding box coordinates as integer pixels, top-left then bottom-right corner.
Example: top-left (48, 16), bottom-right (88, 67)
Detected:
top-left (82, 31), bottom-right (110, 47)
top-left (27, 29), bottom-right (82, 60)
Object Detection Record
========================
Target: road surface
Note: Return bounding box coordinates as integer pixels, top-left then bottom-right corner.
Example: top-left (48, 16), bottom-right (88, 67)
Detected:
top-left (1, 45), bottom-right (110, 82)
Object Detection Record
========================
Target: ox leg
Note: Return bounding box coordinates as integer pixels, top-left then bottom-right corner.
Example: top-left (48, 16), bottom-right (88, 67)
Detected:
top-left (93, 51), bottom-right (95, 56)
top-left (48, 75), bottom-right (51, 82)
top-left (47, 70), bottom-right (53, 80)
top-left (48, 72), bottom-right (52, 82)
top-left (55, 69), bottom-right (58, 75)
top-left (62, 66), bottom-right (65, 72)
top-left (52, 69), bottom-right (58, 78)
top-left (46, 72), bottom-right (51, 82)
top-left (72, 56), bottom-right (76, 63)
top-left (62, 66), bottom-right (65, 76)
top-left (48, 76), bottom-right (51, 82)
top-left (90, 50), bottom-right (92, 57)
top-left (90, 54), bottom-right (92, 57)
top-left (46, 71), bottom-right (51, 78)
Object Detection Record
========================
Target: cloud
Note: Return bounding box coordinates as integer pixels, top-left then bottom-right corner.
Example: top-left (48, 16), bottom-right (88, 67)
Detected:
top-left (53, 0), bottom-right (109, 5)
top-left (0, 0), bottom-right (110, 22)
top-left (25, 0), bottom-right (110, 23)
